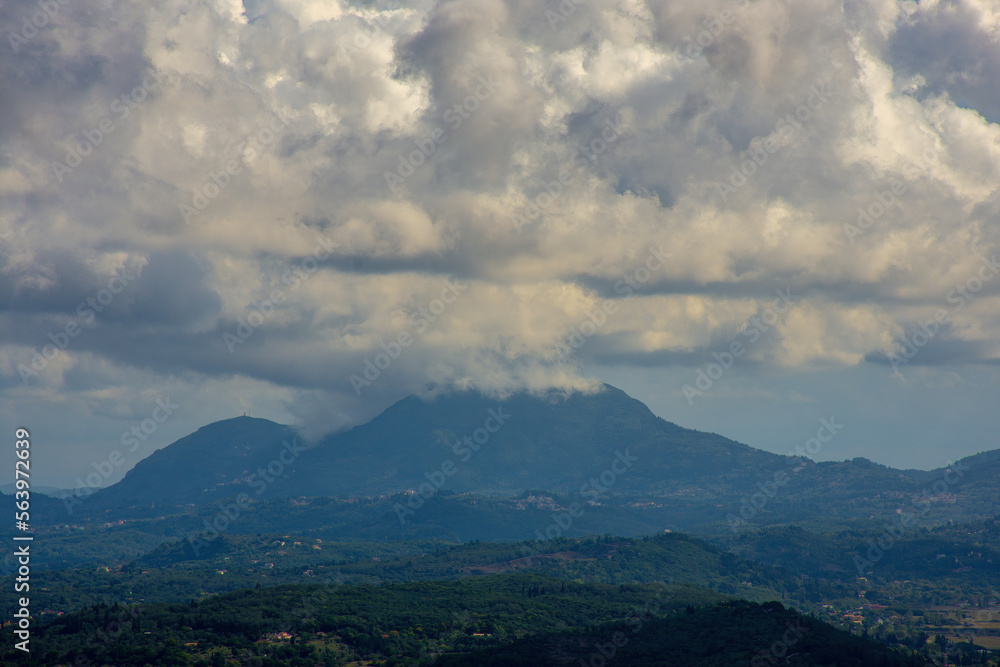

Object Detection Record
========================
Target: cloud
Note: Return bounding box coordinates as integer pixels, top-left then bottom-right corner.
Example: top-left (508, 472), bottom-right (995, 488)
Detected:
top-left (2, 0), bottom-right (999, 444)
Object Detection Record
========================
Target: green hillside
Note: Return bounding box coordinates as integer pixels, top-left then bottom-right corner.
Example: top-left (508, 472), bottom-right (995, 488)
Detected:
top-left (1, 575), bottom-right (725, 666)
top-left (0, 577), bottom-right (931, 666)
top-left (436, 599), bottom-right (927, 666)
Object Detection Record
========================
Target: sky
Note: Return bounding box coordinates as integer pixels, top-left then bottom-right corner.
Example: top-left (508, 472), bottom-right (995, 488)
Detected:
top-left (2, 0), bottom-right (1000, 488)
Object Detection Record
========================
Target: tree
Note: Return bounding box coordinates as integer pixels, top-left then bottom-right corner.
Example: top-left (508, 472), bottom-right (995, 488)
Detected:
top-left (934, 633), bottom-right (949, 663)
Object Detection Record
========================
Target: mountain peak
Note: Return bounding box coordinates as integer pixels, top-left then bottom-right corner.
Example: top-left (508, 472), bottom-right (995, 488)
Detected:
top-left (92, 415), bottom-right (297, 508)
top-left (196, 415), bottom-right (283, 431)
top-left (280, 381), bottom-right (772, 498)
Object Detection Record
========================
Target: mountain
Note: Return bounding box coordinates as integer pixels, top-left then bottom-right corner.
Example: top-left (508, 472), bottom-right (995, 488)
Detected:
top-left (79, 383), bottom-right (796, 509)
top-left (283, 384), bottom-right (795, 497)
top-left (89, 416), bottom-right (298, 509)
top-left (63, 383), bottom-right (998, 534)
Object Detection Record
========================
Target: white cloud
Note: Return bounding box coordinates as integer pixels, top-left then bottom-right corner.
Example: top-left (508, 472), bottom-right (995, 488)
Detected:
top-left (3, 0), bottom-right (1000, 461)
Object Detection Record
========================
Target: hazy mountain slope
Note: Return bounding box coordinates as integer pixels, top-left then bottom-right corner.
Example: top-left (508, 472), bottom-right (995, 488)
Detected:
top-left (89, 416), bottom-right (299, 508)
top-left (56, 384), bottom-right (998, 532)
top-left (282, 384), bottom-right (794, 497)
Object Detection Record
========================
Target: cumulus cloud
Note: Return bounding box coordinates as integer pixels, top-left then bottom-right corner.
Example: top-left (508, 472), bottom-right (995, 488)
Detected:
top-left (2, 0), bottom-right (1000, 461)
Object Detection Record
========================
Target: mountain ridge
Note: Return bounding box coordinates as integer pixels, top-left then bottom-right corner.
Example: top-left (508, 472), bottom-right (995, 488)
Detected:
top-left (48, 382), bottom-right (998, 533)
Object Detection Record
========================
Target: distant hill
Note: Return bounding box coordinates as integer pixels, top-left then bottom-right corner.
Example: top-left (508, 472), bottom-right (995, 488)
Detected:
top-left (88, 416), bottom-right (298, 509)
top-left (714, 520), bottom-right (1000, 587)
top-left (0, 483), bottom-right (67, 496)
top-left (10, 532), bottom-right (799, 616)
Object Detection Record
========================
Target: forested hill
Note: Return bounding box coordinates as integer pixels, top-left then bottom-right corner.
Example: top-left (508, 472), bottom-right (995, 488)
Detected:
top-left (1, 577), bottom-right (926, 666)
